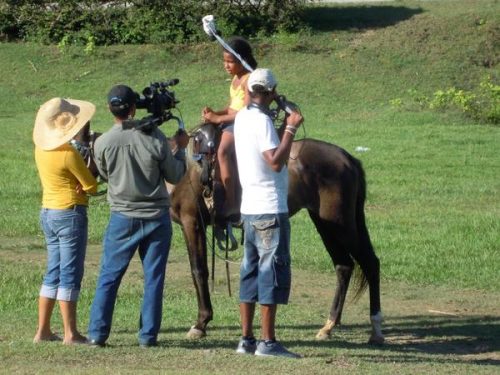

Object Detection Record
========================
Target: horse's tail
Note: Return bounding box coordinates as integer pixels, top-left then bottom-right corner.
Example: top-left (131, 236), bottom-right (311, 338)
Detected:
top-left (350, 155), bottom-right (372, 302)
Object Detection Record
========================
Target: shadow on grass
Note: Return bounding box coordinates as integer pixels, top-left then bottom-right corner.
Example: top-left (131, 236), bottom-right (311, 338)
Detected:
top-left (146, 314), bottom-right (500, 365)
top-left (303, 5), bottom-right (423, 32)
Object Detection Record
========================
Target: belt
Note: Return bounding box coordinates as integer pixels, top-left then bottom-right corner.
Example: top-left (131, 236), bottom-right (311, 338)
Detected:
top-left (42, 205), bottom-right (87, 211)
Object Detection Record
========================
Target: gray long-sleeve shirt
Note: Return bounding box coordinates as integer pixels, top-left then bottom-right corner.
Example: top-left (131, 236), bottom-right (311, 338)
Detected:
top-left (94, 124), bottom-right (186, 218)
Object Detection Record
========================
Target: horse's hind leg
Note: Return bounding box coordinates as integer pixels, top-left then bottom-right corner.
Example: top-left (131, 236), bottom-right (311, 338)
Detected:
top-left (350, 229), bottom-right (384, 344)
top-left (308, 211), bottom-right (355, 340)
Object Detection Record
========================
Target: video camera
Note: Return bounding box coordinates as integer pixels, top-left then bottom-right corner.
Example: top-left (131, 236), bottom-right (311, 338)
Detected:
top-left (122, 79), bottom-right (184, 132)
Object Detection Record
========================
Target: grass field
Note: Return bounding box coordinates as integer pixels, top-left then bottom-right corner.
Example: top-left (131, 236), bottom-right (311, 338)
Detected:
top-left (1, 240), bottom-right (499, 374)
top-left (0, 0), bottom-right (499, 373)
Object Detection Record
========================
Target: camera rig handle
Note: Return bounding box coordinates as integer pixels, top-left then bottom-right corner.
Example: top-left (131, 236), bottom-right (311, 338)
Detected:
top-left (122, 111), bottom-right (184, 132)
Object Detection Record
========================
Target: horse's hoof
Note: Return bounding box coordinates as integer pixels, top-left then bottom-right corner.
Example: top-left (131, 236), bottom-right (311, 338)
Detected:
top-left (315, 319), bottom-right (335, 341)
top-left (186, 326), bottom-right (206, 340)
top-left (369, 312), bottom-right (384, 345)
top-left (368, 334), bottom-right (385, 345)
top-left (315, 329), bottom-right (331, 341)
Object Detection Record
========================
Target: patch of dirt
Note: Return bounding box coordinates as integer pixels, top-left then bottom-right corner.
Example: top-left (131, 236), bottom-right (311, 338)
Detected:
top-left (2, 235), bottom-right (499, 367)
top-left (349, 29), bottom-right (377, 49)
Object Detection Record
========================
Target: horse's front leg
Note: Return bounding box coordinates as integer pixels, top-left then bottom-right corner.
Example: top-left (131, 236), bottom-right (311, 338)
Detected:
top-left (181, 216), bottom-right (213, 339)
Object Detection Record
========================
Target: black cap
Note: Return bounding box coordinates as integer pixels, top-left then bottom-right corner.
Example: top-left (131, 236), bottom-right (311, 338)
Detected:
top-left (107, 85), bottom-right (136, 109)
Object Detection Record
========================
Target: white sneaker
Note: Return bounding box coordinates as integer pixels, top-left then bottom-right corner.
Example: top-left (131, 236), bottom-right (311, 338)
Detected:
top-left (255, 340), bottom-right (301, 359)
top-left (236, 337), bottom-right (257, 355)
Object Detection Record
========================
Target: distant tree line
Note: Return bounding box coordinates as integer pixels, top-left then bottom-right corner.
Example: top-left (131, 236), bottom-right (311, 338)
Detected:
top-left (0, 0), bottom-right (307, 44)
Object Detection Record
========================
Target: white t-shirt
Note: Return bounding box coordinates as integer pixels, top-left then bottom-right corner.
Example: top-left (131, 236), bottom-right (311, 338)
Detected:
top-left (234, 106), bottom-right (288, 214)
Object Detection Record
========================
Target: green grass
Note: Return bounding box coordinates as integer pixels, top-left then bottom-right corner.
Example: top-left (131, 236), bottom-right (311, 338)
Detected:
top-left (0, 0), bottom-right (498, 289)
top-left (0, 1), bottom-right (499, 372)
top-left (1, 241), bottom-right (499, 374)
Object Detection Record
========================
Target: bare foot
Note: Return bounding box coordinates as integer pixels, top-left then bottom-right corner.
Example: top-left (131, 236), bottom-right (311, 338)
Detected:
top-left (63, 333), bottom-right (88, 345)
top-left (33, 333), bottom-right (62, 343)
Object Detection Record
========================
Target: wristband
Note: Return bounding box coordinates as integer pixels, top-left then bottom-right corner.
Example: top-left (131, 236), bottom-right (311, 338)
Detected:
top-left (285, 125), bottom-right (297, 134)
top-left (285, 129), bottom-right (296, 136)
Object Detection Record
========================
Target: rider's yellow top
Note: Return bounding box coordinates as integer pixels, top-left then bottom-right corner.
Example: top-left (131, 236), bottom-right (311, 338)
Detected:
top-left (35, 144), bottom-right (97, 209)
top-left (229, 73), bottom-right (250, 112)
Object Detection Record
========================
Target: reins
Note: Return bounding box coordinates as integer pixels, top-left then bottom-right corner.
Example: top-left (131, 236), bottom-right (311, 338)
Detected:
top-left (186, 129), bottom-right (243, 296)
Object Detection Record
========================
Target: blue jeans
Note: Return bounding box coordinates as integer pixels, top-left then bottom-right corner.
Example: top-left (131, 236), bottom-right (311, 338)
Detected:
top-left (39, 206), bottom-right (88, 302)
top-left (239, 213), bottom-right (291, 305)
top-left (88, 211), bottom-right (172, 345)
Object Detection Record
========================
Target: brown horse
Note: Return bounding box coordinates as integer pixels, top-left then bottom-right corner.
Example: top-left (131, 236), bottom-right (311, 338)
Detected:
top-left (169, 123), bottom-right (384, 344)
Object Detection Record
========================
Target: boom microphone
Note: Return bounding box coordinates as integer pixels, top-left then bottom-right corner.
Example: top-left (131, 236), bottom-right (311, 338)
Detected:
top-left (201, 15), bottom-right (293, 114)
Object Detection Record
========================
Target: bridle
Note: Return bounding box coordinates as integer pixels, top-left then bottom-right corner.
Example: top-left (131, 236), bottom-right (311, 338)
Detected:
top-left (70, 130), bottom-right (98, 168)
top-left (70, 129), bottom-right (107, 196)
top-left (191, 123), bottom-right (219, 208)
top-left (191, 123), bottom-right (243, 295)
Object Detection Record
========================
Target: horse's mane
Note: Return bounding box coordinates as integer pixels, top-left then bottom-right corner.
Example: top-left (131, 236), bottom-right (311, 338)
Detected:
top-left (185, 128), bottom-right (198, 169)
top-left (185, 123), bottom-right (206, 170)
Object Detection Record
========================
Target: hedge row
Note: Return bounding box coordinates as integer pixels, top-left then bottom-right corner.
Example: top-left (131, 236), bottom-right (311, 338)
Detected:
top-left (0, 0), bottom-right (307, 45)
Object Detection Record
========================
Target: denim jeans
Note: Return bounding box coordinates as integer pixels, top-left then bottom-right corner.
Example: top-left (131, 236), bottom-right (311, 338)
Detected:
top-left (88, 211), bottom-right (172, 345)
top-left (239, 213), bottom-right (291, 305)
top-left (39, 206), bottom-right (88, 302)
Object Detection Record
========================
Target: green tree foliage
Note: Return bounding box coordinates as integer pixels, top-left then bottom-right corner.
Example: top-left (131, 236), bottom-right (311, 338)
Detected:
top-left (0, 0), bottom-right (306, 44)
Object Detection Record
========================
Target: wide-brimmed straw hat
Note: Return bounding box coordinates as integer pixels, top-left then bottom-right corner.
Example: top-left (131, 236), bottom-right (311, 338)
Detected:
top-left (33, 97), bottom-right (96, 150)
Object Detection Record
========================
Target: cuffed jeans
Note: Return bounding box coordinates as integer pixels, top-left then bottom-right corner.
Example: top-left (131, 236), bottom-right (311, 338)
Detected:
top-left (39, 206), bottom-right (88, 302)
top-left (88, 211), bottom-right (172, 345)
top-left (239, 213), bottom-right (291, 305)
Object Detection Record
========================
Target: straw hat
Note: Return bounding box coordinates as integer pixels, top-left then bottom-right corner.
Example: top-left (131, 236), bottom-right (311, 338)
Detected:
top-left (33, 97), bottom-right (96, 150)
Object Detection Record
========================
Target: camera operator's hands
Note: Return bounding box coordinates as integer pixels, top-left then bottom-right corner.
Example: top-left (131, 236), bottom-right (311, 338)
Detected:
top-left (173, 129), bottom-right (189, 149)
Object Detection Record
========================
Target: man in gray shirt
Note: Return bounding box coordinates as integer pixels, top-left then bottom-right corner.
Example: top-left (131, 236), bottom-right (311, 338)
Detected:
top-left (88, 85), bottom-right (189, 347)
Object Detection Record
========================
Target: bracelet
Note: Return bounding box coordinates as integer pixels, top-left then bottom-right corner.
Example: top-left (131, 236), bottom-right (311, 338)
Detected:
top-left (285, 129), bottom-right (296, 136)
top-left (285, 125), bottom-right (297, 134)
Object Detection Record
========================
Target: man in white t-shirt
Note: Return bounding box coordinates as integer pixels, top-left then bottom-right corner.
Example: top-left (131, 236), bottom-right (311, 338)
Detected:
top-left (233, 68), bottom-right (303, 358)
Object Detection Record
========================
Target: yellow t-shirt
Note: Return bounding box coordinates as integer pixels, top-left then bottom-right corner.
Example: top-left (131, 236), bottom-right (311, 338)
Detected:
top-left (229, 73), bottom-right (250, 112)
top-left (35, 144), bottom-right (98, 209)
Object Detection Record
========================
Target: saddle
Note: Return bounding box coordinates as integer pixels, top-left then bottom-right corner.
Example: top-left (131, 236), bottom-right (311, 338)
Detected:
top-left (192, 123), bottom-right (239, 251)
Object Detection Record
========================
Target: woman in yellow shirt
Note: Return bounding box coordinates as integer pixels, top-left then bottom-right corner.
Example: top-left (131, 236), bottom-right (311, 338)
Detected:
top-left (33, 97), bottom-right (97, 345)
top-left (202, 37), bottom-right (258, 222)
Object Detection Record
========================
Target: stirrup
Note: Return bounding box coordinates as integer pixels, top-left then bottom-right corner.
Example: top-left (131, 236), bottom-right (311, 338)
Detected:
top-left (214, 223), bottom-right (238, 251)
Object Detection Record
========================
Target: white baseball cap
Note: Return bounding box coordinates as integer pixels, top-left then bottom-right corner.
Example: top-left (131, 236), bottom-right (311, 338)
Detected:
top-left (247, 68), bottom-right (277, 93)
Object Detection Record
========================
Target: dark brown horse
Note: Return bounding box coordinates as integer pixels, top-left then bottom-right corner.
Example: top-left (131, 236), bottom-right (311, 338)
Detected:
top-left (169, 123), bottom-right (384, 344)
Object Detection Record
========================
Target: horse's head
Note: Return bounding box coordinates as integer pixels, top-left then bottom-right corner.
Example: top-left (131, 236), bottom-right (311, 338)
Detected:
top-left (189, 122), bottom-right (222, 189)
top-left (191, 122), bottom-right (221, 158)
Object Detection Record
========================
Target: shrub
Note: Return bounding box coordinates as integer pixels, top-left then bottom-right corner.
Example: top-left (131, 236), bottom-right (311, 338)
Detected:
top-left (393, 76), bottom-right (500, 124)
top-left (0, 0), bottom-right (307, 44)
